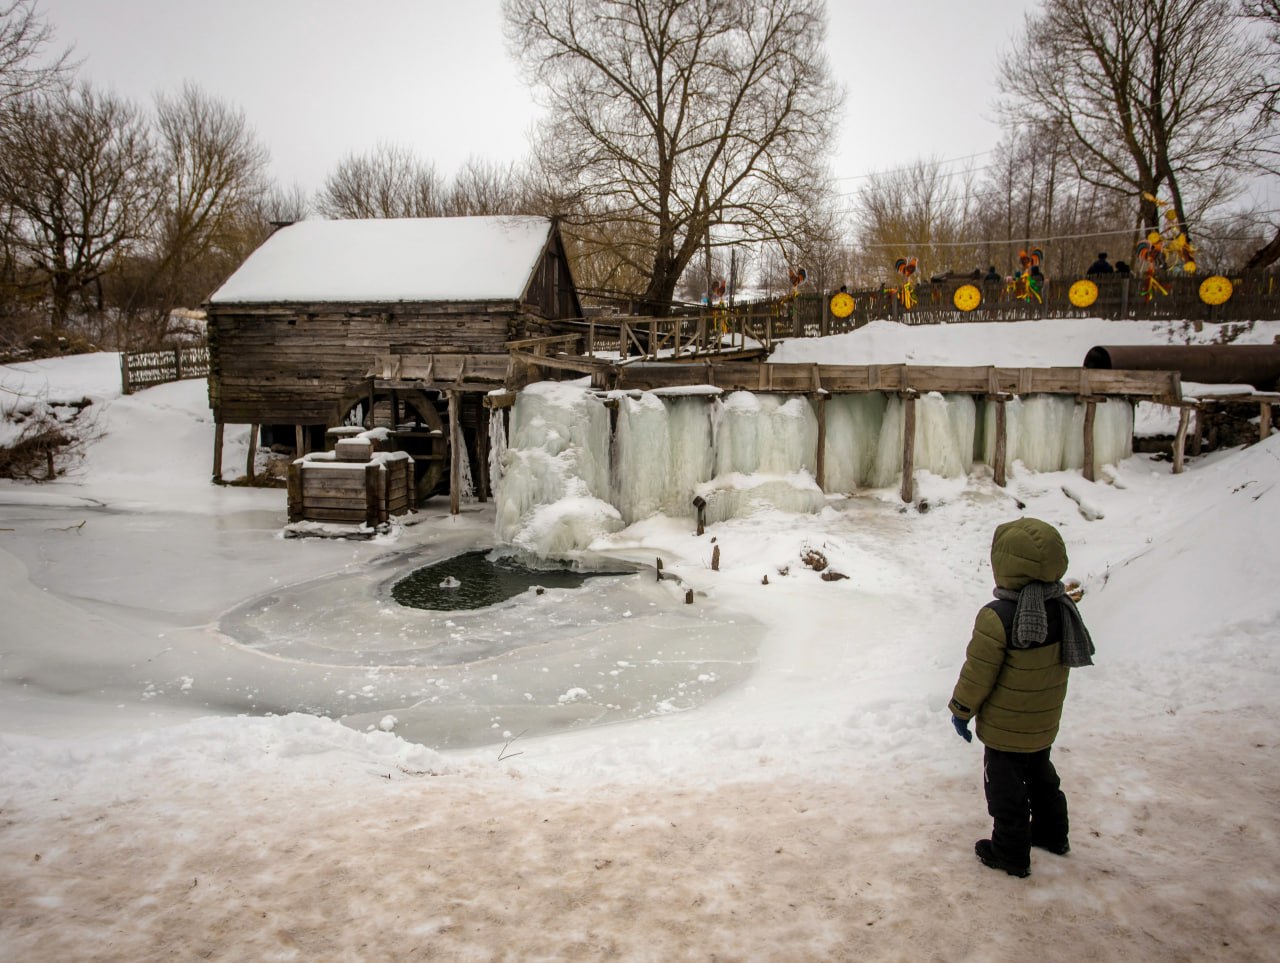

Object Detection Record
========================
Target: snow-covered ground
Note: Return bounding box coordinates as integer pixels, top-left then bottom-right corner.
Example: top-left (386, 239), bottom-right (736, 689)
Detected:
top-left (2, 318), bottom-right (1278, 961)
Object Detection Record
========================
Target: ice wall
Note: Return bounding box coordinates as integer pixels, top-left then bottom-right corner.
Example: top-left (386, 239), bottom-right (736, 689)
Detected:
top-left (696, 392), bottom-right (824, 523)
top-left (982, 395), bottom-right (1133, 473)
top-left (867, 392), bottom-right (976, 489)
top-left (611, 393), bottom-right (715, 523)
top-left (494, 382), bottom-right (623, 557)
top-left (823, 393), bottom-right (887, 490)
top-left (493, 382), bottom-right (1134, 554)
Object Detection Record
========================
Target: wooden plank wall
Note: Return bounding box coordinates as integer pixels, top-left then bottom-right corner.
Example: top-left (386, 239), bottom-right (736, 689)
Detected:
top-left (208, 301), bottom-right (555, 425)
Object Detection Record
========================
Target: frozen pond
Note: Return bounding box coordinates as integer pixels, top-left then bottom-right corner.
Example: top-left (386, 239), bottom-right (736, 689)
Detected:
top-left (0, 498), bottom-right (761, 750)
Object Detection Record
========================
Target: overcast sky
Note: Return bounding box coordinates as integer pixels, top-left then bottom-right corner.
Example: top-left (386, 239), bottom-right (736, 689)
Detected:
top-left (37, 0), bottom-right (1035, 206)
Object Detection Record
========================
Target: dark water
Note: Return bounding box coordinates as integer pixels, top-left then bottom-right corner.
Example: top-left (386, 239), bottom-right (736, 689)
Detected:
top-left (390, 551), bottom-right (629, 611)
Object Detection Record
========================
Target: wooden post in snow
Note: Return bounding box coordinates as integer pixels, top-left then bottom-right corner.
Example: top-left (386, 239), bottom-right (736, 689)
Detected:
top-left (448, 390), bottom-right (461, 515)
top-left (476, 400), bottom-right (490, 503)
top-left (899, 390), bottom-right (917, 504)
top-left (245, 424), bottom-right (259, 483)
top-left (364, 462), bottom-right (382, 527)
top-left (1173, 405), bottom-right (1191, 474)
top-left (212, 422), bottom-right (225, 483)
top-left (1081, 399), bottom-right (1098, 482)
top-left (990, 394), bottom-right (1009, 488)
top-left (813, 377), bottom-right (827, 491)
top-left (287, 461), bottom-right (303, 521)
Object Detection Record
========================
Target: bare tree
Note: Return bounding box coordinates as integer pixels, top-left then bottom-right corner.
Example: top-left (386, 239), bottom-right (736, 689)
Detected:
top-left (1002, 0), bottom-right (1267, 242)
top-left (130, 82), bottom-right (271, 332)
top-left (852, 157), bottom-right (978, 283)
top-left (443, 156), bottom-right (532, 216)
top-left (1238, 0), bottom-right (1280, 270)
top-left (255, 181), bottom-right (310, 228)
top-left (0, 83), bottom-right (155, 330)
top-left (317, 143), bottom-right (445, 219)
top-left (504, 0), bottom-right (842, 315)
top-left (0, 0), bottom-right (70, 105)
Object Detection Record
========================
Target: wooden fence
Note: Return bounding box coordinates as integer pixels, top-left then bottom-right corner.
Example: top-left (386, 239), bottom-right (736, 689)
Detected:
top-left (120, 344), bottom-right (210, 395)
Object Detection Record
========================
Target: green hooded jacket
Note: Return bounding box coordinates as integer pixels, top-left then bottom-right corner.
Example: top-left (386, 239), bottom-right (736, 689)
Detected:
top-left (948, 518), bottom-right (1071, 752)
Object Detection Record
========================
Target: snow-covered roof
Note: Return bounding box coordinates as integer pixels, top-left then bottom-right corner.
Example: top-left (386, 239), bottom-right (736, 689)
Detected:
top-left (208, 215), bottom-right (555, 304)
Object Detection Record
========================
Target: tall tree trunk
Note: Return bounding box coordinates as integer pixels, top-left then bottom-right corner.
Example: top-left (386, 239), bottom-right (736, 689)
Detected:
top-left (1245, 225), bottom-right (1280, 272)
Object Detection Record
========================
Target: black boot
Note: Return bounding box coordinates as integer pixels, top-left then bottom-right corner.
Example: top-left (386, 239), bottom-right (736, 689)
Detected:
top-left (975, 839), bottom-right (1030, 878)
top-left (1032, 837), bottom-right (1070, 856)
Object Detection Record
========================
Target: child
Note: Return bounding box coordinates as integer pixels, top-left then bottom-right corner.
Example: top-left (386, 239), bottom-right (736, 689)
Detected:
top-left (948, 518), bottom-right (1095, 877)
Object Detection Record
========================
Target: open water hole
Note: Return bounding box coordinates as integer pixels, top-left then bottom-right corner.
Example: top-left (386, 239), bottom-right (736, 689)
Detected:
top-left (391, 550), bottom-right (630, 611)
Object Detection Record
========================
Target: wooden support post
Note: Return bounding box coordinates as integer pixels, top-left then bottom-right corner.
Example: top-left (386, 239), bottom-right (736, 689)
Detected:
top-left (287, 461), bottom-right (303, 521)
top-left (212, 421), bottom-right (225, 483)
top-left (1261, 402), bottom-right (1273, 442)
top-left (364, 462), bottom-right (382, 527)
top-left (405, 458), bottom-right (418, 513)
top-left (1082, 400), bottom-right (1097, 482)
top-left (899, 391), bottom-right (917, 504)
top-left (814, 393), bottom-right (827, 491)
top-left (295, 424), bottom-right (305, 456)
top-left (1190, 407), bottom-right (1203, 456)
top-left (476, 401), bottom-right (490, 503)
top-left (448, 390), bottom-right (461, 515)
top-left (992, 396), bottom-right (1009, 488)
top-left (366, 379), bottom-right (376, 428)
top-left (693, 495), bottom-right (706, 536)
top-left (1173, 406), bottom-right (1190, 474)
top-left (245, 423), bottom-right (259, 483)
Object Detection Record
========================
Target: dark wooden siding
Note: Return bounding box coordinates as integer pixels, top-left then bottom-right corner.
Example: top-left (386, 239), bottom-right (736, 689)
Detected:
top-left (208, 300), bottom-right (553, 425)
top-left (523, 232), bottom-right (581, 320)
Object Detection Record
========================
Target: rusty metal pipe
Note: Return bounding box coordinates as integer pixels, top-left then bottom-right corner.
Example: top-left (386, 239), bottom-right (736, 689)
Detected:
top-left (1084, 345), bottom-right (1280, 390)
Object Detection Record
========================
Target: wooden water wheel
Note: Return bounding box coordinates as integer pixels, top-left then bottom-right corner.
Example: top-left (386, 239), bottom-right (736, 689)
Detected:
top-left (336, 383), bottom-right (448, 500)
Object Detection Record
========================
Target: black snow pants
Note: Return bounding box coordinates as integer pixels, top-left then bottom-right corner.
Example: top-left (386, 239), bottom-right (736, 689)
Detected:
top-left (983, 745), bottom-right (1069, 867)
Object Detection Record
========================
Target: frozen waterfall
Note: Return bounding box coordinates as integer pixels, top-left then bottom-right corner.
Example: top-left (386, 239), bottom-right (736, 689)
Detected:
top-left (493, 382), bottom-right (1133, 556)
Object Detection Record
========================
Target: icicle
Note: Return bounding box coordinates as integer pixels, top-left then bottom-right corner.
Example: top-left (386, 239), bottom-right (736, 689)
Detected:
top-left (487, 404), bottom-right (507, 489)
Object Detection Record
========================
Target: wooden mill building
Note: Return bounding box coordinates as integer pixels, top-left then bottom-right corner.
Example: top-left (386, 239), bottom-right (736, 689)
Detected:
top-left (205, 215), bottom-right (582, 501)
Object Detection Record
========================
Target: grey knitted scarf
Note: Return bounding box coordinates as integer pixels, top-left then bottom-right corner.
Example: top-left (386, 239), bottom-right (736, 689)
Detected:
top-left (993, 581), bottom-right (1095, 667)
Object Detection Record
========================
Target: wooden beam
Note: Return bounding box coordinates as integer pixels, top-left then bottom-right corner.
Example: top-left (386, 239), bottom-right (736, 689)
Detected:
top-left (476, 400), bottom-right (491, 503)
top-left (448, 390), bottom-right (461, 516)
top-left (364, 462), bottom-right (382, 527)
top-left (507, 349), bottom-right (605, 375)
top-left (1173, 405), bottom-right (1191, 474)
top-left (900, 392), bottom-right (917, 504)
top-left (815, 394), bottom-right (827, 491)
top-left (212, 421), bottom-right (225, 484)
top-left (245, 423), bottom-right (258, 482)
top-left (1082, 400), bottom-right (1097, 482)
top-left (287, 460), bottom-right (303, 521)
top-left (993, 397), bottom-right (1008, 488)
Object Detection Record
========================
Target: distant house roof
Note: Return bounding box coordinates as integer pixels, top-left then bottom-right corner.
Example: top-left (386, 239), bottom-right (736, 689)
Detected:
top-left (208, 215), bottom-right (558, 304)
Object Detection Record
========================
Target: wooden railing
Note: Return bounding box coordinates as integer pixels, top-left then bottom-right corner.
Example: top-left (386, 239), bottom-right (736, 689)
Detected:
top-left (120, 343), bottom-right (210, 394)
top-left (717, 272), bottom-right (1280, 336)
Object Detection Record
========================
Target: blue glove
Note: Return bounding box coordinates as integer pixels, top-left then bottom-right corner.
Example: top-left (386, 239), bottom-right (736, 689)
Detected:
top-left (951, 714), bottom-right (973, 743)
